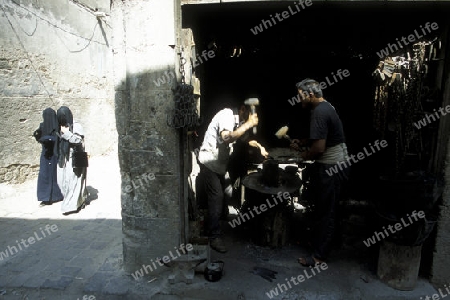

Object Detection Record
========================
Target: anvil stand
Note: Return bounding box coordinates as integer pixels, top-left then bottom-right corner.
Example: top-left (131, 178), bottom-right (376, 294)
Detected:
top-left (241, 161), bottom-right (302, 248)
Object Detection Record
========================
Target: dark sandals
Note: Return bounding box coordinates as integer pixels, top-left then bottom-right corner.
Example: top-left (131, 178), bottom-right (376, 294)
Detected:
top-left (297, 256), bottom-right (322, 267)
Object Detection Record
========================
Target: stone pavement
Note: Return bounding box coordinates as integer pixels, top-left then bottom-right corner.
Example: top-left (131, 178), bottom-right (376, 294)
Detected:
top-left (0, 153), bottom-right (152, 299)
top-left (0, 152), bottom-right (443, 300)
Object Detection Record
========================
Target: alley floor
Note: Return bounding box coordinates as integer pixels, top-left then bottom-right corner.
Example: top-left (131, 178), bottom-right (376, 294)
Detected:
top-left (0, 152), bottom-right (442, 300)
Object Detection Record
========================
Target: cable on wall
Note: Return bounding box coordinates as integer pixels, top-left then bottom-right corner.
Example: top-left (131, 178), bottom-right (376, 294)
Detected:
top-left (8, 0), bottom-right (107, 46)
top-left (8, 7), bottom-right (38, 36)
top-left (54, 21), bottom-right (100, 53)
top-left (1, 0), bottom-right (58, 108)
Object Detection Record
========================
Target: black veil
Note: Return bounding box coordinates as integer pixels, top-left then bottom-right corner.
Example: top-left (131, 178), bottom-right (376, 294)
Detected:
top-left (57, 106), bottom-right (74, 167)
top-left (41, 108), bottom-right (59, 137)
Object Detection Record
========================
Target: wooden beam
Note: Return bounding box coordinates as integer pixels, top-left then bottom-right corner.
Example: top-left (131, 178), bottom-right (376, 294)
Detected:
top-left (182, 0), bottom-right (301, 5)
top-left (182, 0), bottom-right (450, 4)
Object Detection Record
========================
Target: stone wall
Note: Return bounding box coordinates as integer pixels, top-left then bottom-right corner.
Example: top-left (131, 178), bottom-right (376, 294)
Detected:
top-left (111, 0), bottom-right (183, 274)
top-left (0, 0), bottom-right (115, 183)
top-left (431, 137), bottom-right (450, 286)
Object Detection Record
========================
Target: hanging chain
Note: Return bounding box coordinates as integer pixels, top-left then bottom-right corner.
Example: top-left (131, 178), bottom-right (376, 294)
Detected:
top-left (167, 49), bottom-right (201, 129)
top-left (179, 51), bottom-right (186, 85)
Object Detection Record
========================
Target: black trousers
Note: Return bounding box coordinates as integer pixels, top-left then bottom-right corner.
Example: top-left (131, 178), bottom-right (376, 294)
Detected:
top-left (196, 164), bottom-right (226, 238)
top-left (308, 162), bottom-right (349, 261)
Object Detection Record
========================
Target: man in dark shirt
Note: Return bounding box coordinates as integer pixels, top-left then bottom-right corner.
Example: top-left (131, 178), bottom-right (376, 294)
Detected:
top-left (290, 78), bottom-right (350, 266)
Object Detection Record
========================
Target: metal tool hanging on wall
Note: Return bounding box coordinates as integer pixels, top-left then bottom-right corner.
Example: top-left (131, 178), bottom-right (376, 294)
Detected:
top-left (167, 50), bottom-right (202, 129)
top-left (372, 40), bottom-right (434, 174)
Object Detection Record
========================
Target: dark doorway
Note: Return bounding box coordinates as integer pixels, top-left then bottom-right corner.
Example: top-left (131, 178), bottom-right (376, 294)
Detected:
top-left (183, 1), bottom-right (449, 198)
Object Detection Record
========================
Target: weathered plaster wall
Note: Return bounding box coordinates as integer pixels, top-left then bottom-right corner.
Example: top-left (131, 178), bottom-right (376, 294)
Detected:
top-left (431, 26), bottom-right (450, 286)
top-left (0, 0), bottom-right (115, 183)
top-left (111, 0), bottom-right (183, 274)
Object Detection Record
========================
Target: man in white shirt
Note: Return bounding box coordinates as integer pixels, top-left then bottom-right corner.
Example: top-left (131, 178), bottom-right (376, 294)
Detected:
top-left (197, 103), bottom-right (268, 253)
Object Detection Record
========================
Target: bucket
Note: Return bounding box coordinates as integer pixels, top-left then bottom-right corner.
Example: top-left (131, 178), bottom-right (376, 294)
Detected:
top-left (204, 261), bottom-right (224, 282)
top-left (377, 240), bottom-right (422, 290)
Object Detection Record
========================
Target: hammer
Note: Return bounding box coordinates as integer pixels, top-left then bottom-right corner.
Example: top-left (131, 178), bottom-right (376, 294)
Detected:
top-left (275, 126), bottom-right (293, 143)
top-left (244, 98), bottom-right (259, 134)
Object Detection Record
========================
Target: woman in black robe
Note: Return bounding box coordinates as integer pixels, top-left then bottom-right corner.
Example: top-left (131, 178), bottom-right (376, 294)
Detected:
top-left (33, 107), bottom-right (63, 205)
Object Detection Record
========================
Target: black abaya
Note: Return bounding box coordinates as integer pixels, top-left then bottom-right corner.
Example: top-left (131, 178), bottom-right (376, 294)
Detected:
top-left (35, 108), bottom-right (63, 203)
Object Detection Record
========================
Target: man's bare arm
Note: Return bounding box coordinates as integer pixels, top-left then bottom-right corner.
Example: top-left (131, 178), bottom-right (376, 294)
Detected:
top-left (221, 113), bottom-right (258, 144)
top-left (301, 139), bottom-right (325, 160)
top-left (248, 140), bottom-right (269, 158)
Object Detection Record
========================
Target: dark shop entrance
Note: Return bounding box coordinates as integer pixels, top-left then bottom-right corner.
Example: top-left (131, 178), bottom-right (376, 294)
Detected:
top-left (182, 0), bottom-right (450, 283)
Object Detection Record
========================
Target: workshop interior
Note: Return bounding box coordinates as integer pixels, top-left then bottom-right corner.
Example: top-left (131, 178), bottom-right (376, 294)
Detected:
top-left (180, 1), bottom-right (450, 285)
